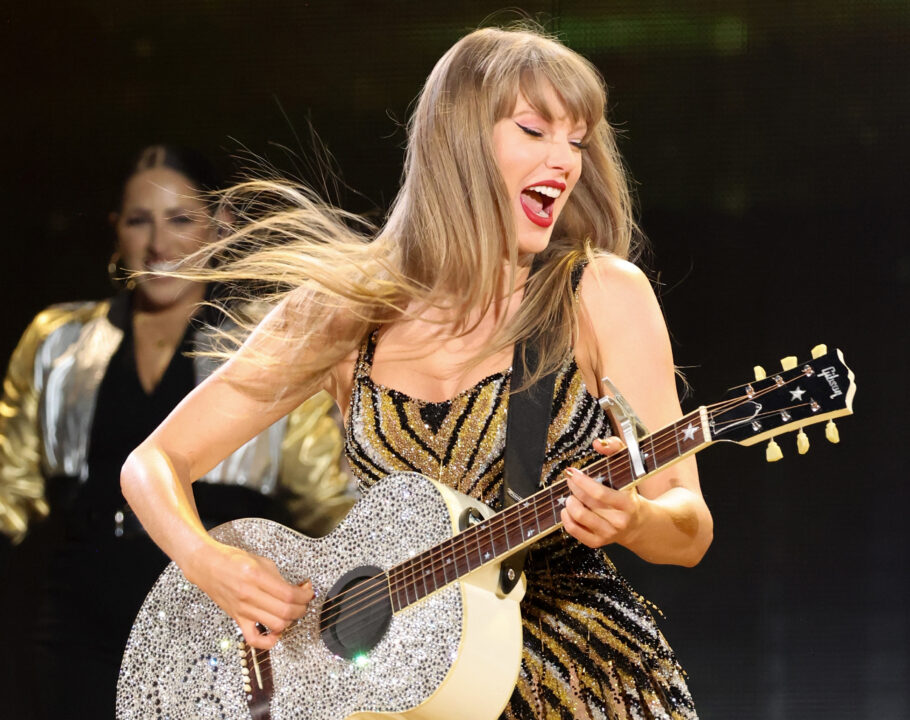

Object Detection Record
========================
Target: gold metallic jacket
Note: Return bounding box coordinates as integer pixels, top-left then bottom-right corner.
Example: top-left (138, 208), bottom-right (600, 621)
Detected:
top-left (0, 296), bottom-right (354, 543)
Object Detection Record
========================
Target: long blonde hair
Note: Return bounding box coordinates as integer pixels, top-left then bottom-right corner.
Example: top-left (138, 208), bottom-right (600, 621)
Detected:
top-left (193, 24), bottom-right (640, 393)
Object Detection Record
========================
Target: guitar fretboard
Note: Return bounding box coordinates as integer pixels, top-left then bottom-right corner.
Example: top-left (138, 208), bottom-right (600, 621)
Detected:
top-left (388, 407), bottom-right (709, 612)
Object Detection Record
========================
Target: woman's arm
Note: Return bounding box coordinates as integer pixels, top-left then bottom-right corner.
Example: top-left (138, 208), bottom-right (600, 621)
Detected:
top-left (0, 303), bottom-right (107, 541)
top-left (564, 255), bottom-right (713, 567)
top-left (0, 312), bottom-right (55, 542)
top-left (121, 297), bottom-right (334, 647)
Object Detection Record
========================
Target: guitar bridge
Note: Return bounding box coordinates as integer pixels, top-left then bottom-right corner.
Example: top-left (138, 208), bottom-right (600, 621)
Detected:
top-left (238, 638), bottom-right (274, 720)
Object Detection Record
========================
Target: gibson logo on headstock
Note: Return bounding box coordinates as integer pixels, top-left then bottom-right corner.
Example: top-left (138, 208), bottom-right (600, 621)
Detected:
top-left (820, 366), bottom-right (843, 398)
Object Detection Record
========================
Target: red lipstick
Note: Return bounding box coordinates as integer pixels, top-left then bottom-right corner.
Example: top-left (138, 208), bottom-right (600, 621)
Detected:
top-left (520, 179), bottom-right (566, 228)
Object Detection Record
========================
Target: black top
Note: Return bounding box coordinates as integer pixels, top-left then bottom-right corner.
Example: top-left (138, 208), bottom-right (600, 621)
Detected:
top-left (83, 303), bottom-right (196, 515)
top-left (29, 300), bottom-right (200, 720)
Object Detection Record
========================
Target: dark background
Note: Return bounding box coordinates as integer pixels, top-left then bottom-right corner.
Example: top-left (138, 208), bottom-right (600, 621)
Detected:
top-left (1, 1), bottom-right (907, 717)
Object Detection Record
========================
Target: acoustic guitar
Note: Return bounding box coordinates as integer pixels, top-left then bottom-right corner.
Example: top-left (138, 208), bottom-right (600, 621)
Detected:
top-left (117, 345), bottom-right (855, 720)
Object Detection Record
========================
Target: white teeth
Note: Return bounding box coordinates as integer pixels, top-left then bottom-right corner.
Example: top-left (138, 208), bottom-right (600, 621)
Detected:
top-left (526, 185), bottom-right (562, 199)
top-left (147, 260), bottom-right (181, 273)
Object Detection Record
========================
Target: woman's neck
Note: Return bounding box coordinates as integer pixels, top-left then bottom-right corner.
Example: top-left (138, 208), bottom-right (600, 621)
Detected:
top-left (415, 260), bottom-right (530, 328)
top-left (132, 282), bottom-right (207, 324)
top-left (131, 283), bottom-right (207, 393)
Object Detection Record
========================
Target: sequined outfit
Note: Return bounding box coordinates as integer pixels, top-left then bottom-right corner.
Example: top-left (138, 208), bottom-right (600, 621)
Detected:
top-left (346, 331), bottom-right (698, 719)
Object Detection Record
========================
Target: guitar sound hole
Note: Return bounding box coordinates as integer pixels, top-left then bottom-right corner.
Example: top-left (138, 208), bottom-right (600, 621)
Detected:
top-left (319, 565), bottom-right (393, 660)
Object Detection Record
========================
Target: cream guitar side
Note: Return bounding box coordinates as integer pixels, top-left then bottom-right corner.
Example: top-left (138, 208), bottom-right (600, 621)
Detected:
top-left (347, 481), bottom-right (527, 720)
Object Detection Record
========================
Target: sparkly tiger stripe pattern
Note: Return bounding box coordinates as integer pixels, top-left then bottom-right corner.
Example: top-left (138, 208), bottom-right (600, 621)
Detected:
top-left (345, 341), bottom-right (510, 502)
top-left (344, 280), bottom-right (697, 720)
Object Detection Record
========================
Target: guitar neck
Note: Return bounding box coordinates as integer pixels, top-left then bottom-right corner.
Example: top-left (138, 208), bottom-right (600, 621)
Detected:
top-left (388, 407), bottom-right (711, 612)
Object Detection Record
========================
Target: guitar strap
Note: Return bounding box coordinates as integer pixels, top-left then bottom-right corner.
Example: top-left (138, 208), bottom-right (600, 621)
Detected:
top-left (499, 260), bottom-right (559, 595)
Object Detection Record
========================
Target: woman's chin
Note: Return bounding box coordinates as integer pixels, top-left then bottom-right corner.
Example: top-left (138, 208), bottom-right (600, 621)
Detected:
top-left (515, 229), bottom-right (554, 256)
top-left (133, 277), bottom-right (203, 311)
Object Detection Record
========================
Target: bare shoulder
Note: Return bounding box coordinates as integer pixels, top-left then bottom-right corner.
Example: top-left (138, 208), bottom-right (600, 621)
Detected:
top-left (214, 289), bottom-right (363, 408)
top-left (577, 254), bottom-right (668, 353)
top-left (577, 256), bottom-right (703, 503)
top-left (578, 254), bottom-right (655, 311)
top-left (574, 254), bottom-right (679, 422)
top-left (276, 288), bottom-right (366, 410)
top-left (280, 286), bottom-right (363, 337)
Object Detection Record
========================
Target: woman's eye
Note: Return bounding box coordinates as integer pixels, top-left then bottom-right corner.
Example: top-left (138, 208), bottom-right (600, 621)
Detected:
top-left (169, 215), bottom-right (194, 224)
top-left (570, 140), bottom-right (589, 151)
top-left (124, 217), bottom-right (148, 226)
top-left (515, 122), bottom-right (543, 138)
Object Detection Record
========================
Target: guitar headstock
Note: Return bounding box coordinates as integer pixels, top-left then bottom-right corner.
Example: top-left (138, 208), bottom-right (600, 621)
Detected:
top-left (708, 344), bottom-right (856, 457)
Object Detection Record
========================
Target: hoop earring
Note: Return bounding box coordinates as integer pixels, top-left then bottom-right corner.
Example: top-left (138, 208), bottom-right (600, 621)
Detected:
top-left (107, 252), bottom-right (136, 290)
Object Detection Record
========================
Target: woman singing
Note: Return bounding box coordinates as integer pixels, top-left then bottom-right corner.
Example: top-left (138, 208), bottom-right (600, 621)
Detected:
top-left (120, 28), bottom-right (712, 719)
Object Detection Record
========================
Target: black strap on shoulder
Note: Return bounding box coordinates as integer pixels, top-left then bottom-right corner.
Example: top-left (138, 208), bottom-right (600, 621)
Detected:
top-left (498, 267), bottom-right (559, 595)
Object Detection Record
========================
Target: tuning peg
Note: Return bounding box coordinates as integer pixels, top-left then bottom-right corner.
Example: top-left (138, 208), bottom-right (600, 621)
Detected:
top-left (765, 438), bottom-right (783, 462)
top-left (754, 365), bottom-right (766, 380)
top-left (825, 420), bottom-right (840, 444)
top-left (811, 344), bottom-right (827, 359)
top-left (780, 356), bottom-right (797, 370)
top-left (796, 428), bottom-right (810, 454)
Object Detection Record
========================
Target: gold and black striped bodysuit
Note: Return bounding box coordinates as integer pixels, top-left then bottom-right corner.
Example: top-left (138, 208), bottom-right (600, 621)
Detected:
top-left (345, 332), bottom-right (698, 720)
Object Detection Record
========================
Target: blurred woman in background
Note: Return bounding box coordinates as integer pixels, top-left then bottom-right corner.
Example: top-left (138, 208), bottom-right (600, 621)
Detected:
top-left (0, 145), bottom-right (352, 718)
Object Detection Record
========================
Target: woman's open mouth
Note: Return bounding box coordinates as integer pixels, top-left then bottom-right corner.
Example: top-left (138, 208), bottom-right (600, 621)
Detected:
top-left (145, 259), bottom-right (182, 277)
top-left (520, 182), bottom-right (564, 228)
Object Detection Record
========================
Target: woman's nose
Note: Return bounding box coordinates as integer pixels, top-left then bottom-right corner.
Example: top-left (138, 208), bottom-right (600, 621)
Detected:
top-left (148, 219), bottom-right (174, 255)
top-left (545, 137), bottom-right (579, 172)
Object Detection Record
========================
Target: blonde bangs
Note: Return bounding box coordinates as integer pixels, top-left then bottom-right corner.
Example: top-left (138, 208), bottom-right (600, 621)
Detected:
top-left (481, 32), bottom-right (606, 143)
top-left (521, 63), bottom-right (604, 139)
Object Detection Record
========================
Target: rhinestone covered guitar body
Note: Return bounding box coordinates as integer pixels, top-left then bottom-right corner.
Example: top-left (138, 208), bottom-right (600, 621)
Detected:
top-left (116, 472), bottom-right (466, 720)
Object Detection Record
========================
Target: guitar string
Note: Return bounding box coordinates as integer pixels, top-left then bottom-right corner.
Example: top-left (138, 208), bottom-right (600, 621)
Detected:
top-left (297, 389), bottom-right (818, 653)
top-left (309, 391), bottom-right (818, 643)
top-left (251, 375), bottom-right (824, 663)
top-left (303, 377), bottom-right (818, 639)
top-left (309, 410), bottom-right (693, 632)
top-left (374, 371), bottom-right (818, 608)
top-left (292, 374), bottom-right (804, 637)
top-left (252, 469), bottom-right (574, 668)
top-left (253, 404), bottom-right (820, 673)
top-left (257, 462), bottom-right (613, 659)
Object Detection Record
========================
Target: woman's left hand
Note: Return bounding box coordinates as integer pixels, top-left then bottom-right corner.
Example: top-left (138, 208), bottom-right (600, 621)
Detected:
top-left (561, 436), bottom-right (642, 548)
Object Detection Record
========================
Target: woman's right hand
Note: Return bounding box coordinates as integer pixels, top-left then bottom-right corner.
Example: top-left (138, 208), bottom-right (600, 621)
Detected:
top-left (184, 542), bottom-right (315, 649)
